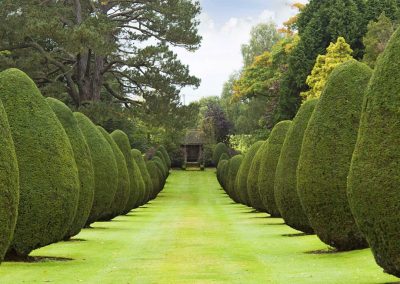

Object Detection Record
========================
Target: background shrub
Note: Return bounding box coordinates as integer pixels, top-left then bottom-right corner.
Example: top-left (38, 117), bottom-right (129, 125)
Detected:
top-left (0, 69), bottom-right (79, 257)
top-left (74, 112), bottom-right (118, 225)
top-left (212, 142), bottom-right (229, 166)
top-left (297, 60), bottom-right (371, 251)
top-left (347, 27), bottom-right (400, 276)
top-left (274, 99), bottom-right (318, 234)
top-left (258, 121), bottom-right (291, 217)
top-left (47, 98), bottom-right (95, 239)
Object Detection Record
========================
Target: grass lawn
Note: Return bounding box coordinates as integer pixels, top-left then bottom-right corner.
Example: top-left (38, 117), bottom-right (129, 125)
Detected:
top-left (0, 169), bottom-right (398, 283)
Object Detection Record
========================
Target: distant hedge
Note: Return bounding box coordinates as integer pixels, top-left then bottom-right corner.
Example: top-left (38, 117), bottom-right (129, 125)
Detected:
top-left (247, 141), bottom-right (268, 211)
top-left (347, 27), bottom-right (400, 276)
top-left (274, 99), bottom-right (318, 234)
top-left (297, 60), bottom-right (371, 251)
top-left (98, 126), bottom-right (130, 220)
top-left (0, 69), bottom-right (80, 257)
top-left (258, 121), bottom-right (291, 217)
top-left (74, 112), bottom-right (118, 226)
top-left (0, 99), bottom-right (19, 261)
top-left (47, 98), bottom-right (95, 239)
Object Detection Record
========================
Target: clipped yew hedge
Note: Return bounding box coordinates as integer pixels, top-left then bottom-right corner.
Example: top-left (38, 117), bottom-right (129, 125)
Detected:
top-left (247, 141), bottom-right (268, 211)
top-left (158, 145), bottom-right (172, 169)
top-left (258, 121), bottom-right (291, 217)
top-left (132, 149), bottom-right (152, 205)
top-left (47, 98), bottom-right (95, 239)
top-left (274, 99), bottom-right (318, 234)
top-left (226, 155), bottom-right (244, 203)
top-left (297, 60), bottom-right (371, 251)
top-left (146, 160), bottom-right (162, 199)
top-left (131, 152), bottom-right (146, 207)
top-left (98, 126), bottom-right (130, 219)
top-left (0, 99), bottom-right (19, 261)
top-left (74, 112), bottom-right (118, 226)
top-left (347, 27), bottom-right (400, 276)
top-left (0, 69), bottom-right (80, 257)
top-left (213, 142), bottom-right (229, 166)
top-left (235, 141), bottom-right (263, 206)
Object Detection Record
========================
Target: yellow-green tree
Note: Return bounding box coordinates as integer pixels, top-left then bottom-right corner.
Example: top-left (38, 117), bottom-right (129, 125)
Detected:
top-left (301, 37), bottom-right (354, 101)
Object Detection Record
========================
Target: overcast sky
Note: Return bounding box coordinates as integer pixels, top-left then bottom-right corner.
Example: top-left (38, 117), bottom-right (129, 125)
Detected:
top-left (176, 0), bottom-right (308, 104)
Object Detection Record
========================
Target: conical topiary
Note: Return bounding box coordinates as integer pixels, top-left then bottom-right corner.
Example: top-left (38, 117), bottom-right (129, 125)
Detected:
top-left (98, 126), bottom-right (130, 219)
top-left (131, 152), bottom-right (146, 207)
top-left (132, 149), bottom-right (152, 205)
top-left (274, 99), bottom-right (318, 234)
top-left (0, 99), bottom-right (19, 261)
top-left (218, 153), bottom-right (230, 168)
top-left (235, 141), bottom-right (263, 206)
top-left (0, 69), bottom-right (79, 257)
top-left (146, 160), bottom-right (161, 199)
top-left (74, 112), bottom-right (118, 225)
top-left (158, 145), bottom-right (171, 169)
top-left (298, 60), bottom-right (371, 251)
top-left (217, 159), bottom-right (229, 190)
top-left (247, 141), bottom-right (268, 211)
top-left (347, 27), bottom-right (400, 276)
top-left (226, 155), bottom-right (243, 203)
top-left (47, 98), bottom-right (95, 239)
top-left (258, 121), bottom-right (291, 217)
top-left (212, 142), bottom-right (229, 166)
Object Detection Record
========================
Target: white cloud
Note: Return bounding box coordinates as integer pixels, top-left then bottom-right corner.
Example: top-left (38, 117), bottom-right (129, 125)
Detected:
top-left (176, 2), bottom-right (307, 104)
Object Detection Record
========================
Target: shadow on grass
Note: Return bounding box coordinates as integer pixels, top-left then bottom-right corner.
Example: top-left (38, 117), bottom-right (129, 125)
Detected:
top-left (5, 255), bottom-right (73, 263)
top-left (282, 233), bottom-right (308, 237)
top-left (65, 238), bottom-right (87, 242)
top-left (305, 248), bottom-right (344, 255)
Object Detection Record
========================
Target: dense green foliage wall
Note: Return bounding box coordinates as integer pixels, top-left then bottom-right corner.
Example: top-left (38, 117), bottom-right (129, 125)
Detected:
top-left (247, 141), bottom-right (268, 211)
top-left (132, 149), bottom-right (152, 204)
top-left (348, 26), bottom-right (400, 276)
top-left (47, 98), bottom-right (95, 239)
top-left (74, 112), bottom-right (118, 225)
top-left (0, 69), bottom-right (80, 257)
top-left (258, 121), bottom-right (291, 217)
top-left (274, 99), bottom-right (318, 234)
top-left (212, 143), bottom-right (230, 166)
top-left (297, 61), bottom-right (371, 251)
top-left (225, 155), bottom-right (244, 203)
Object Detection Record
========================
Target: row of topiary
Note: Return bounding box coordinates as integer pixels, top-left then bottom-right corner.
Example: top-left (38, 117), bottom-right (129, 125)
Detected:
top-left (0, 68), bottom-right (171, 263)
top-left (216, 26), bottom-right (400, 278)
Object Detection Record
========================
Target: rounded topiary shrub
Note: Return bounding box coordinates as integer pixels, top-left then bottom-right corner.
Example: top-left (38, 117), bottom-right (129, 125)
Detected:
top-left (235, 141), bottom-right (263, 206)
top-left (217, 159), bottom-right (229, 190)
top-left (46, 98), bottom-right (95, 239)
top-left (0, 100), bottom-right (19, 261)
top-left (0, 69), bottom-right (79, 257)
top-left (212, 142), bottom-right (229, 166)
top-left (111, 130), bottom-right (137, 213)
top-left (274, 99), bottom-right (318, 234)
top-left (74, 112), bottom-right (118, 225)
top-left (146, 160), bottom-right (161, 199)
top-left (132, 149), bottom-right (153, 205)
top-left (98, 126), bottom-right (130, 219)
top-left (258, 121), bottom-right (291, 217)
top-left (155, 150), bottom-right (169, 177)
top-left (153, 156), bottom-right (167, 180)
top-left (247, 141), bottom-right (268, 211)
top-left (226, 155), bottom-right (243, 203)
top-left (218, 153), bottom-right (229, 167)
top-left (158, 145), bottom-right (171, 169)
top-left (347, 27), bottom-right (400, 276)
top-left (297, 60), bottom-right (371, 251)
top-left (131, 152), bottom-right (146, 207)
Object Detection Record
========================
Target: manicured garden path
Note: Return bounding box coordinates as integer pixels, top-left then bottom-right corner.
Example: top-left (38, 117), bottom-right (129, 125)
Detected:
top-left (0, 170), bottom-right (398, 283)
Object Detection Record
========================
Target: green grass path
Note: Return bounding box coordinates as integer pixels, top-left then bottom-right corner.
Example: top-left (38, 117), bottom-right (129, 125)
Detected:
top-left (0, 170), bottom-right (398, 283)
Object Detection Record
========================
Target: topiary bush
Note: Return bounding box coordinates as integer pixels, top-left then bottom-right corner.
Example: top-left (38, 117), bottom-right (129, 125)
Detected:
top-left (217, 159), bottom-right (229, 190)
top-left (146, 160), bottom-right (161, 199)
top-left (0, 99), bottom-right (19, 261)
top-left (212, 142), bottom-right (229, 166)
top-left (153, 156), bottom-right (167, 180)
top-left (132, 149), bottom-right (153, 205)
top-left (46, 98), bottom-right (95, 239)
top-left (274, 99), bottom-right (318, 234)
top-left (297, 60), bottom-right (372, 251)
top-left (226, 155), bottom-right (243, 203)
top-left (0, 69), bottom-right (79, 257)
top-left (258, 121), bottom-right (291, 217)
top-left (155, 150), bottom-right (169, 176)
top-left (131, 152), bottom-right (146, 207)
top-left (235, 141), bottom-right (263, 206)
top-left (98, 126), bottom-right (130, 219)
top-left (347, 27), bottom-right (400, 276)
top-left (111, 130), bottom-right (137, 214)
top-left (247, 141), bottom-right (268, 211)
top-left (218, 153), bottom-right (230, 167)
top-left (158, 145), bottom-right (172, 169)
top-left (74, 112), bottom-right (118, 225)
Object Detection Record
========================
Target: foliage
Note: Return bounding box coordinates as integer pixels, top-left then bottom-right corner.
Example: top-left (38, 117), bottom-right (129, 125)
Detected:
top-left (131, 149), bottom-right (152, 204)
top-left (258, 121), bottom-right (291, 217)
top-left (363, 13), bottom-right (396, 68)
top-left (247, 141), bottom-right (268, 211)
top-left (74, 112), bottom-right (117, 225)
top-left (297, 61), bottom-right (371, 251)
top-left (347, 26), bottom-right (400, 277)
top-left (0, 99), bottom-right (18, 261)
top-left (212, 143), bottom-right (229, 166)
top-left (131, 151), bottom-right (147, 207)
top-left (0, 69), bottom-right (79, 257)
top-left (146, 161), bottom-right (161, 200)
top-left (274, 99), bottom-right (317, 234)
top-left (46, 98), bottom-right (95, 239)
top-left (0, 0), bottom-right (201, 105)
top-left (301, 37), bottom-right (354, 101)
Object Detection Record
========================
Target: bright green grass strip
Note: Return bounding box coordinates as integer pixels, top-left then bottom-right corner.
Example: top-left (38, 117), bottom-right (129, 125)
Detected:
top-left (0, 170), bottom-right (397, 283)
